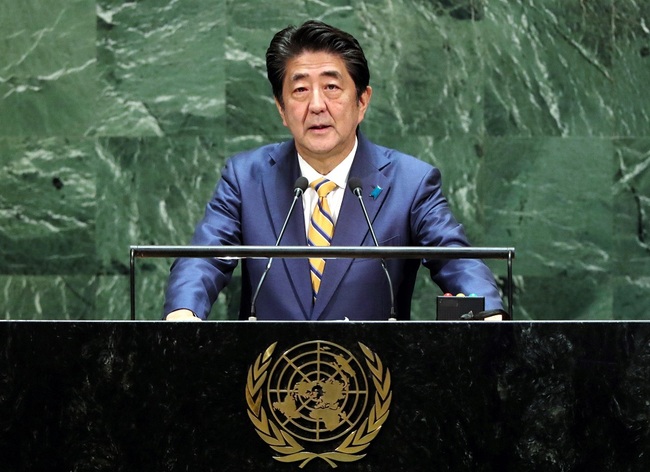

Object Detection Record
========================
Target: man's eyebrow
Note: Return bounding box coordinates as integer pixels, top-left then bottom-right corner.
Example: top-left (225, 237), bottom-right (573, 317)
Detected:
top-left (320, 70), bottom-right (343, 80)
top-left (289, 70), bottom-right (343, 81)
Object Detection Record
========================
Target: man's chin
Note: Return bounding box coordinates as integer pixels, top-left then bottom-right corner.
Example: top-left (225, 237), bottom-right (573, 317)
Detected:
top-left (299, 137), bottom-right (338, 155)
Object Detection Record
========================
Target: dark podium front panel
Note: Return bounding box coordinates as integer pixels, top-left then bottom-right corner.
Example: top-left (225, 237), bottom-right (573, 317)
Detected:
top-left (1, 320), bottom-right (649, 471)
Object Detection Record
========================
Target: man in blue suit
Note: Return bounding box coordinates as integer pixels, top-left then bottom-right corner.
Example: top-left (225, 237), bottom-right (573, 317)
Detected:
top-left (164, 20), bottom-right (504, 321)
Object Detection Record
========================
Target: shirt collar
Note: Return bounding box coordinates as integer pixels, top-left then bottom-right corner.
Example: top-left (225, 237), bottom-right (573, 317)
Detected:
top-left (297, 137), bottom-right (358, 189)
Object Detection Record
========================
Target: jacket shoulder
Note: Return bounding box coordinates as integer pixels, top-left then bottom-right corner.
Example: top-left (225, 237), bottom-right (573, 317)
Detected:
top-left (229, 141), bottom-right (292, 166)
top-left (363, 138), bottom-right (436, 176)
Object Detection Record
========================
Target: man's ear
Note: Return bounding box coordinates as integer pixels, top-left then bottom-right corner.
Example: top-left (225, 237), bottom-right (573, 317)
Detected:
top-left (357, 86), bottom-right (372, 123)
top-left (274, 97), bottom-right (288, 127)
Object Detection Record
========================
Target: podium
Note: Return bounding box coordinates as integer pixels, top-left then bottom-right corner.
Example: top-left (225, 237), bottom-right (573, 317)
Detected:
top-left (1, 320), bottom-right (650, 471)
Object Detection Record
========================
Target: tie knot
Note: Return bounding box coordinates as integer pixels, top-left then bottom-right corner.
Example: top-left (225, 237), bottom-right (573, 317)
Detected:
top-left (311, 178), bottom-right (338, 198)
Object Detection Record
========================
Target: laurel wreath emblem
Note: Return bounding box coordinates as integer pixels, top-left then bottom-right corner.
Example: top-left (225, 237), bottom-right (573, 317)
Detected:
top-left (245, 341), bottom-right (392, 468)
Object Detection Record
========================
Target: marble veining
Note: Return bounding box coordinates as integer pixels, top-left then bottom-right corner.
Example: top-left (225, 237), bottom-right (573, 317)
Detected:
top-left (0, 1), bottom-right (649, 320)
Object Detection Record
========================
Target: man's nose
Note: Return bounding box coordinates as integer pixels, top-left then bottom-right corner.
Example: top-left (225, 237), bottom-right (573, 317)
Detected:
top-left (308, 89), bottom-right (326, 113)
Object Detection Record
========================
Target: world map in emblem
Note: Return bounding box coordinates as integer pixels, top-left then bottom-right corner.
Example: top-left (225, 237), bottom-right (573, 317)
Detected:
top-left (267, 340), bottom-right (369, 442)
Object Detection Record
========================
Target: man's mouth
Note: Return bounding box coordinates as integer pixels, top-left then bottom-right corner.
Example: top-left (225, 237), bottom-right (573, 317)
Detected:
top-left (309, 124), bottom-right (331, 130)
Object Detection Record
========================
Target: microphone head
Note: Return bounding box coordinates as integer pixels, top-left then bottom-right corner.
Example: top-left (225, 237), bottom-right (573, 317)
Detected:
top-left (294, 176), bottom-right (309, 195)
top-left (347, 176), bottom-right (363, 196)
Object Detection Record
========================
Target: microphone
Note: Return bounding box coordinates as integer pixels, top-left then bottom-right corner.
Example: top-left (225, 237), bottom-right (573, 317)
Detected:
top-left (249, 176), bottom-right (309, 320)
top-left (347, 177), bottom-right (397, 320)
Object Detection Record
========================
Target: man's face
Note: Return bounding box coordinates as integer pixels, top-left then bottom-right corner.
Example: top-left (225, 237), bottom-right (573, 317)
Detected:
top-left (275, 51), bottom-right (372, 174)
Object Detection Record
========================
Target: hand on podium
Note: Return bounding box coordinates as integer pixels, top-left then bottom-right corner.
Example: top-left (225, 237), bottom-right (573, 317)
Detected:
top-left (165, 309), bottom-right (201, 321)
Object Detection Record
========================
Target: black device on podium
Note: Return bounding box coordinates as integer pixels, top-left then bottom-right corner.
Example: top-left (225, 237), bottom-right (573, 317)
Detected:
top-left (436, 295), bottom-right (485, 320)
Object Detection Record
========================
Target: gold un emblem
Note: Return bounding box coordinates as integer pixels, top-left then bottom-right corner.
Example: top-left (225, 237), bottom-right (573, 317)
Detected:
top-left (245, 340), bottom-right (392, 468)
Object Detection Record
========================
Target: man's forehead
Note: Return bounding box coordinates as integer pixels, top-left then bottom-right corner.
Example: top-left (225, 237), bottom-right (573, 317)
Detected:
top-left (289, 69), bottom-right (343, 82)
top-left (284, 51), bottom-right (348, 81)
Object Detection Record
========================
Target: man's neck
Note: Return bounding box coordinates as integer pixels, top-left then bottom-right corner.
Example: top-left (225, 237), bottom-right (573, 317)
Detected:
top-left (302, 156), bottom-right (344, 175)
top-left (297, 138), bottom-right (358, 178)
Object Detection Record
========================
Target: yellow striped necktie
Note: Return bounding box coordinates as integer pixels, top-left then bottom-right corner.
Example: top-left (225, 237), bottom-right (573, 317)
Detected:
top-left (308, 178), bottom-right (338, 301)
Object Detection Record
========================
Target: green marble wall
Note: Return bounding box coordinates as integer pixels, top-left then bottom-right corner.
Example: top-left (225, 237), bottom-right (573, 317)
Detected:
top-left (1, 0), bottom-right (648, 320)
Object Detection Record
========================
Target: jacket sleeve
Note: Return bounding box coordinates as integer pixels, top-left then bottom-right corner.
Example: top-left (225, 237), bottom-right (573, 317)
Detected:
top-left (411, 167), bottom-right (504, 311)
top-left (162, 159), bottom-right (242, 319)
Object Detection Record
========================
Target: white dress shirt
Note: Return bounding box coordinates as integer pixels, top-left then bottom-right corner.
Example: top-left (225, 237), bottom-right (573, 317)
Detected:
top-left (298, 138), bottom-right (358, 238)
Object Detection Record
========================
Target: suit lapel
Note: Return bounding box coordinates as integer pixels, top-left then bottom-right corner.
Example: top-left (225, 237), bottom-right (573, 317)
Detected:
top-left (312, 134), bottom-right (392, 319)
top-left (261, 141), bottom-right (312, 319)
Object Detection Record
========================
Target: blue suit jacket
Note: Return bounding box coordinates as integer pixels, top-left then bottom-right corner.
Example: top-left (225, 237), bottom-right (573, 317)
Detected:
top-left (163, 133), bottom-right (503, 320)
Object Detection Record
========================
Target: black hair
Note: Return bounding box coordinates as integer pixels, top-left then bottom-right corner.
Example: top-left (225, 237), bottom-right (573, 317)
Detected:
top-left (266, 20), bottom-right (370, 107)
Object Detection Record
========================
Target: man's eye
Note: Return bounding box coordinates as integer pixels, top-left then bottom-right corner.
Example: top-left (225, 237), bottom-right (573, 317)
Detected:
top-left (325, 84), bottom-right (339, 90)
